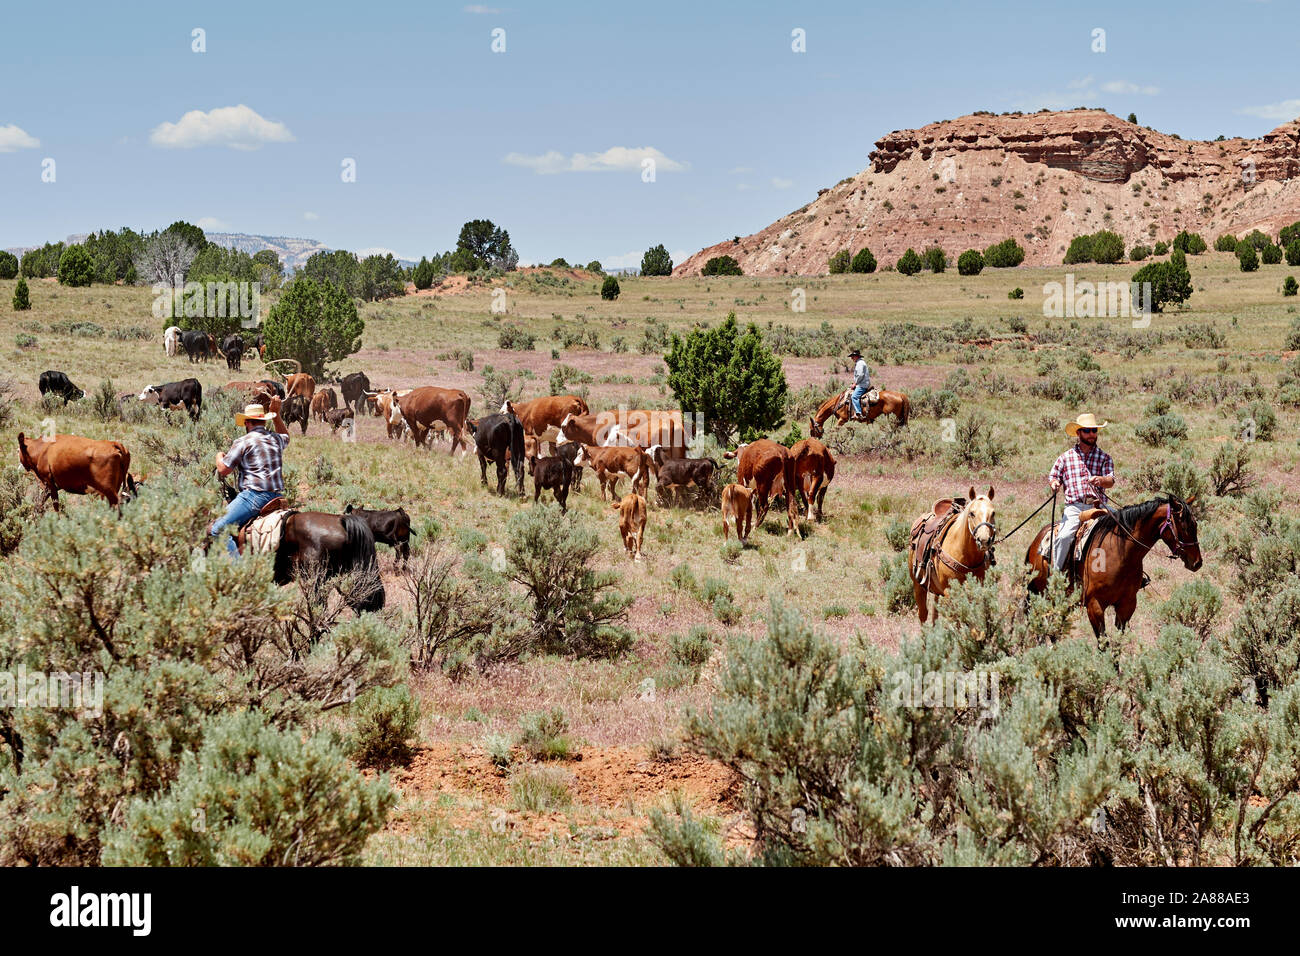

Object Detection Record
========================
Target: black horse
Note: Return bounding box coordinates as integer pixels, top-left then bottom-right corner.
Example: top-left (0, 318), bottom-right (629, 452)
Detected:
top-left (217, 477), bottom-right (384, 611)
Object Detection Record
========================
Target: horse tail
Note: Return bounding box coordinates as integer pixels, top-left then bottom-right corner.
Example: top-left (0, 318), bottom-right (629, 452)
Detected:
top-left (900, 394), bottom-right (911, 426)
top-left (340, 514), bottom-right (385, 612)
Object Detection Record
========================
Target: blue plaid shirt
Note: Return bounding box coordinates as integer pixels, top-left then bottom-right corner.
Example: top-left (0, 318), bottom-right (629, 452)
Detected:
top-left (223, 427), bottom-right (288, 493)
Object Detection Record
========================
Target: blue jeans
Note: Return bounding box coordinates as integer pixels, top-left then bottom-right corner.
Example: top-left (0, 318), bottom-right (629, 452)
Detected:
top-left (850, 384), bottom-right (869, 417)
top-left (210, 489), bottom-right (281, 557)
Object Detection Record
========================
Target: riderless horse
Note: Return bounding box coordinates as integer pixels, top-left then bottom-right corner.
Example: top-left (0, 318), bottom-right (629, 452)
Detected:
top-left (908, 487), bottom-right (997, 623)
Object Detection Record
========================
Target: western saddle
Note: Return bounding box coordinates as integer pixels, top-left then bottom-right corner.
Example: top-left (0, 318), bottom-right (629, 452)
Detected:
top-left (909, 496), bottom-right (990, 590)
top-left (234, 495), bottom-right (289, 554)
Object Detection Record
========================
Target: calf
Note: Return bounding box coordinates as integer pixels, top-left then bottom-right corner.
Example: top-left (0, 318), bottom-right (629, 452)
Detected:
top-left (575, 445), bottom-right (648, 501)
top-left (221, 333), bottom-right (244, 370)
top-left (324, 408), bottom-right (353, 436)
top-left (727, 439), bottom-right (797, 536)
top-left (721, 483), bottom-right (754, 542)
top-left (612, 493), bottom-right (648, 561)
top-left (790, 438), bottom-right (836, 522)
top-left (38, 370), bottom-right (85, 404)
top-left (467, 412), bottom-right (525, 496)
top-left (312, 387), bottom-right (339, 421)
top-left (282, 393), bottom-right (311, 434)
top-left (649, 447), bottom-right (719, 507)
top-left (529, 453), bottom-right (573, 513)
top-left (343, 504), bottom-right (413, 563)
top-left (138, 378), bottom-right (203, 421)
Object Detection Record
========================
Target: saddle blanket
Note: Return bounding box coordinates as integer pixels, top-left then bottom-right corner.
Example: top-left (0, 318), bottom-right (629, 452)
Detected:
top-left (1038, 515), bottom-right (1103, 563)
top-left (837, 386), bottom-right (881, 409)
top-left (246, 510), bottom-right (291, 554)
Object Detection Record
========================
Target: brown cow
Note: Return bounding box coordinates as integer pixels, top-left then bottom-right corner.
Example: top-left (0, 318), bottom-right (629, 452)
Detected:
top-left (17, 432), bottom-right (135, 510)
top-left (285, 372), bottom-right (316, 402)
top-left (556, 409), bottom-right (687, 459)
top-left (312, 387), bottom-right (339, 421)
top-left (396, 386), bottom-right (471, 454)
top-left (726, 439), bottom-right (797, 536)
top-left (612, 492), bottom-right (647, 560)
top-left (790, 438), bottom-right (837, 522)
top-left (575, 445), bottom-right (649, 500)
top-left (721, 483), bottom-right (754, 542)
top-left (506, 395), bottom-right (589, 439)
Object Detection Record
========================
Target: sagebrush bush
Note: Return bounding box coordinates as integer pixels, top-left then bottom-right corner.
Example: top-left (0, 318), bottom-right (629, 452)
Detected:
top-left (350, 685), bottom-right (421, 768)
top-left (518, 708), bottom-right (573, 761)
top-left (1134, 413), bottom-right (1188, 447)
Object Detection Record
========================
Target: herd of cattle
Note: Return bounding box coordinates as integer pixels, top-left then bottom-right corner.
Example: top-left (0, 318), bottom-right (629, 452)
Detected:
top-left (22, 328), bottom-right (842, 566)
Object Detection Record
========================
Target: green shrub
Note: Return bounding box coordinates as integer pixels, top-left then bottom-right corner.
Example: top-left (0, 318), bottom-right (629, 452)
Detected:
top-left (600, 275), bottom-right (621, 300)
top-left (670, 626), bottom-right (714, 677)
top-left (702, 255), bottom-right (743, 276)
top-left (1241, 229), bottom-right (1272, 252)
top-left (510, 764), bottom-right (574, 811)
top-left (1063, 234), bottom-right (1094, 265)
top-left (984, 238), bottom-right (1025, 268)
top-left (896, 248), bottom-right (922, 276)
top-left (1238, 243), bottom-right (1260, 272)
top-left (14, 332), bottom-right (36, 348)
top-left (641, 244), bottom-right (673, 276)
top-left (1172, 230), bottom-right (1207, 255)
top-left (1285, 276), bottom-right (1298, 297)
top-left (1134, 413), bottom-right (1188, 447)
top-left (957, 249), bottom-right (984, 275)
top-left (1131, 257), bottom-right (1192, 313)
top-left (498, 325), bottom-right (536, 350)
top-left (883, 517), bottom-right (910, 552)
top-left (828, 249), bottom-right (851, 274)
top-left (12, 277), bottom-right (30, 311)
top-left (1237, 401), bottom-right (1276, 442)
top-left (850, 247), bottom-right (877, 273)
top-left (1286, 240), bottom-right (1300, 267)
top-left (923, 245), bottom-right (947, 273)
top-left (1154, 241), bottom-right (1169, 256)
top-left (350, 685), bottom-right (421, 768)
top-left (1091, 230), bottom-right (1125, 263)
top-left (1008, 287), bottom-right (1024, 300)
top-left (1129, 244), bottom-right (1151, 261)
top-left (1215, 233), bottom-right (1239, 253)
top-left (1263, 243), bottom-right (1284, 265)
top-left (412, 256), bottom-right (435, 290)
top-left (101, 710), bottom-right (396, 866)
top-left (518, 708), bottom-right (574, 761)
top-left (57, 244), bottom-right (95, 286)
top-left (0, 251), bottom-right (17, 279)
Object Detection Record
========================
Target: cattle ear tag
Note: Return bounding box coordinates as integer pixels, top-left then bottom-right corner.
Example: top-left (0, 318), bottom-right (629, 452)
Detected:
top-left (40, 418), bottom-right (56, 440)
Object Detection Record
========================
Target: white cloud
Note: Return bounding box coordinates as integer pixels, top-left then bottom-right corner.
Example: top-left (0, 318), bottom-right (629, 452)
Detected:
top-left (728, 165), bottom-right (754, 175)
top-left (1239, 98), bottom-right (1300, 121)
top-left (356, 246), bottom-right (415, 261)
top-left (771, 177), bottom-right (793, 189)
top-left (196, 217), bottom-right (230, 231)
top-left (1100, 80), bottom-right (1160, 95)
top-left (503, 145), bottom-right (688, 174)
top-left (0, 124), bottom-right (39, 152)
top-left (303, 211), bottom-right (320, 221)
top-left (149, 104), bottom-right (294, 150)
top-left (1067, 75), bottom-right (1094, 90)
top-left (464, 4), bottom-right (500, 12)
top-left (737, 183), bottom-right (753, 191)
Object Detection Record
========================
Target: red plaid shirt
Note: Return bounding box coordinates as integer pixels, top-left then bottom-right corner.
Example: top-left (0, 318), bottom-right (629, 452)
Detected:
top-left (1049, 443), bottom-right (1114, 505)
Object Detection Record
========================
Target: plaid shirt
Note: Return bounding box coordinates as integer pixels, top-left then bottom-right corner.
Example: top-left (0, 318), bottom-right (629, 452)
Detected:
top-left (1050, 443), bottom-right (1115, 505)
top-left (223, 427), bottom-right (288, 493)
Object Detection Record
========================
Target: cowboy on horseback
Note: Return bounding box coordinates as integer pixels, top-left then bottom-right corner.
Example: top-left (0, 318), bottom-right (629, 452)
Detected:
top-left (1047, 413), bottom-right (1115, 574)
top-left (848, 348), bottom-right (873, 419)
top-left (210, 402), bottom-right (290, 556)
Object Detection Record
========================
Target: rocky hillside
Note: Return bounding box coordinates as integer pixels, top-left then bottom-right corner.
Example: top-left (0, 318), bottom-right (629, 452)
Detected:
top-left (676, 109), bottom-right (1300, 275)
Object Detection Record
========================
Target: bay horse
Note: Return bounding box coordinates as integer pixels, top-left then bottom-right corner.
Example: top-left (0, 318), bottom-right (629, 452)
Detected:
top-left (908, 487), bottom-right (997, 623)
top-left (1024, 494), bottom-right (1202, 639)
top-left (809, 388), bottom-right (910, 437)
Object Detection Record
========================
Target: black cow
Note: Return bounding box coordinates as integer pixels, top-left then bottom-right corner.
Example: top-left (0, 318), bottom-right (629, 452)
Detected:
top-left (343, 504), bottom-right (413, 563)
top-left (221, 334), bottom-right (244, 371)
top-left (181, 330), bottom-right (214, 363)
top-left (654, 456), bottom-right (720, 507)
top-left (38, 370), bottom-right (85, 404)
top-left (554, 440), bottom-right (584, 492)
top-left (340, 372), bottom-right (370, 414)
top-left (282, 393), bottom-right (311, 434)
top-left (466, 412), bottom-right (524, 496)
top-left (528, 453), bottom-right (573, 513)
top-left (138, 378), bottom-right (203, 422)
top-left (258, 379), bottom-right (286, 400)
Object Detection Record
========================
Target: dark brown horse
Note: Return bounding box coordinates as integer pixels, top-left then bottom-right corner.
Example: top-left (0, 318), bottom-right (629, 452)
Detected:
top-left (809, 387), bottom-right (910, 437)
top-left (1025, 494), bottom-right (1202, 639)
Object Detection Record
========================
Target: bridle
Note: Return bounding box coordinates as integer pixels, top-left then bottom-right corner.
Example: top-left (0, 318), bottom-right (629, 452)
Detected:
top-left (1157, 499), bottom-right (1197, 560)
top-left (967, 503), bottom-right (997, 555)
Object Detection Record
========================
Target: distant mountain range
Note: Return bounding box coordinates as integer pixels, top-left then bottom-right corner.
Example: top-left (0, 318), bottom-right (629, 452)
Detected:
top-left (4, 233), bottom-right (417, 272)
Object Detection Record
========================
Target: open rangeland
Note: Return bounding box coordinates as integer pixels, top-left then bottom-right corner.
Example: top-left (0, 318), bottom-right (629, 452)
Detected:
top-left (3, 253), bottom-right (1298, 864)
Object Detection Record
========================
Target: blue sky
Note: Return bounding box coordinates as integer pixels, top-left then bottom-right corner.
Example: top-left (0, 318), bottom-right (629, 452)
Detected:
top-left (1, 0), bottom-right (1296, 266)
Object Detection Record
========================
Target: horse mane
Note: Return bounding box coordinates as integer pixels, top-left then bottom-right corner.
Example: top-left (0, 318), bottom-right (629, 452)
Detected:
top-left (1095, 495), bottom-right (1184, 535)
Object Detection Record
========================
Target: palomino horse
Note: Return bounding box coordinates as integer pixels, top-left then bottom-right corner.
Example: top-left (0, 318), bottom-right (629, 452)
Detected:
top-left (1024, 494), bottom-right (1202, 639)
top-left (908, 487), bottom-right (996, 623)
top-left (808, 388), bottom-right (910, 437)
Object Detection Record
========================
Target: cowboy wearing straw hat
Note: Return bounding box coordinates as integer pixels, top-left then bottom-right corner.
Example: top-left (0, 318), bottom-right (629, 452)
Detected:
top-left (1047, 413), bottom-right (1115, 573)
top-left (210, 402), bottom-right (291, 556)
top-left (847, 347), bottom-right (872, 419)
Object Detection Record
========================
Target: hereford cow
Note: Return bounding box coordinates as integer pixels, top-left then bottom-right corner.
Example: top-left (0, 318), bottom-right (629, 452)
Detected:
top-left (612, 493), bottom-right (648, 561)
top-left (790, 438), bottom-right (836, 522)
top-left (574, 445), bottom-right (649, 501)
top-left (38, 370), bottom-right (85, 404)
top-left (340, 372), bottom-right (371, 414)
top-left (343, 504), bottom-right (413, 563)
top-left (221, 333), bottom-right (244, 371)
top-left (164, 325), bottom-right (181, 357)
top-left (727, 439), bottom-right (797, 536)
top-left (17, 432), bottom-right (136, 510)
top-left (528, 453), bottom-right (573, 512)
top-left (721, 483), bottom-right (754, 542)
top-left (505, 395), bottom-right (589, 438)
top-left (647, 447), bottom-right (719, 507)
top-left (466, 412), bottom-right (525, 496)
top-left (181, 330), bottom-right (213, 363)
top-left (395, 386), bottom-right (471, 454)
top-left (312, 387), bottom-right (339, 421)
top-left (138, 378), bottom-right (203, 421)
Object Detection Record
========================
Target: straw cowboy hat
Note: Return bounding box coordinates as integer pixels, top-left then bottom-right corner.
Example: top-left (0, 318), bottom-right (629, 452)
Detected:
top-left (235, 402), bottom-right (277, 426)
top-left (1065, 412), bottom-right (1108, 437)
